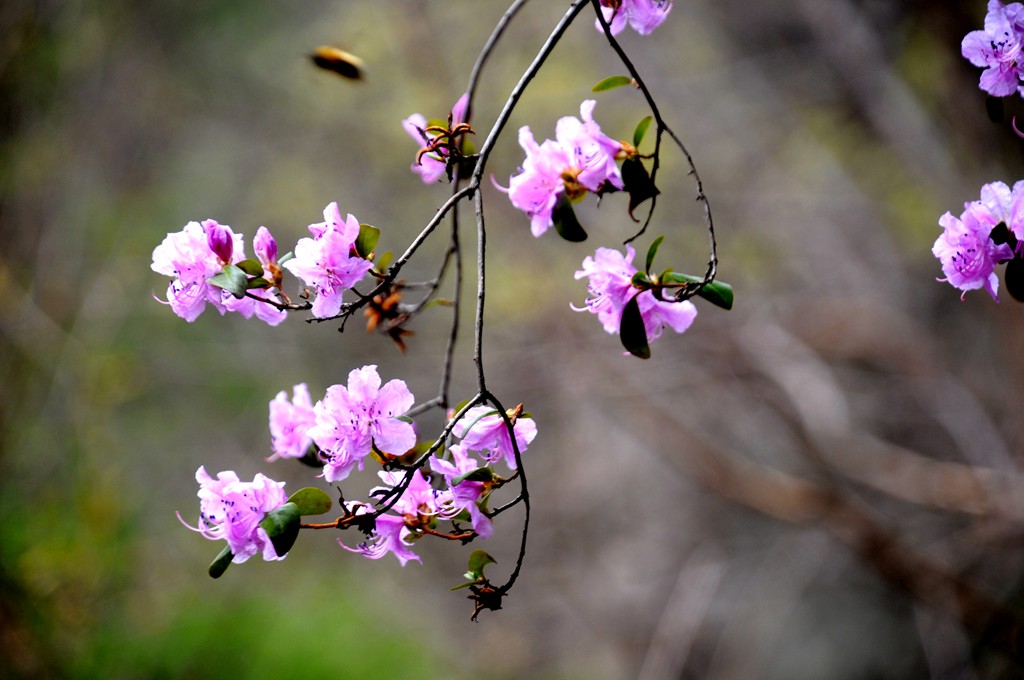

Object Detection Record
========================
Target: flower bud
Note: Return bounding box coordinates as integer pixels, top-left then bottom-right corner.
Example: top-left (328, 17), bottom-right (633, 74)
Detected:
top-left (254, 226), bottom-right (278, 265)
top-left (204, 219), bottom-right (234, 263)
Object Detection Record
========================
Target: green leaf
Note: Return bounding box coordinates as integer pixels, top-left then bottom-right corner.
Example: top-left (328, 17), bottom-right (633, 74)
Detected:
top-left (259, 502), bottom-right (301, 557)
top-left (621, 157), bottom-right (659, 217)
top-left (375, 251), bottom-right (393, 271)
top-left (631, 271), bottom-right (648, 287)
top-left (465, 549), bottom-right (497, 581)
top-left (633, 115), bottom-right (653, 148)
top-left (662, 273), bottom-right (735, 310)
top-left (355, 224), bottom-right (381, 259)
top-left (1006, 257), bottom-right (1024, 302)
top-left (592, 75), bottom-right (633, 92)
top-left (209, 545), bottom-right (233, 579)
top-left (207, 264), bottom-right (249, 299)
top-left (452, 467), bottom-right (495, 486)
top-left (645, 235), bottom-right (664, 274)
top-left (286, 487), bottom-right (333, 516)
top-left (235, 258), bottom-right (264, 277)
top-left (619, 295), bottom-right (650, 359)
top-left (552, 194), bottom-right (587, 242)
top-left (246, 277), bottom-right (272, 290)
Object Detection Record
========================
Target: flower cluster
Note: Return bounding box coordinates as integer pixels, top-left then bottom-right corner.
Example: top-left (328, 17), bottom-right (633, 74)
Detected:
top-left (574, 244), bottom-right (697, 344)
top-left (338, 404), bottom-right (537, 565)
top-left (962, 0), bottom-right (1024, 97)
top-left (934, 181), bottom-right (1022, 301)
top-left (269, 366), bottom-right (416, 482)
top-left (152, 201), bottom-right (373, 323)
top-left (596, 0), bottom-right (674, 36)
top-left (179, 467), bottom-right (289, 563)
top-left (503, 100), bottom-right (624, 237)
top-left (151, 220), bottom-right (286, 325)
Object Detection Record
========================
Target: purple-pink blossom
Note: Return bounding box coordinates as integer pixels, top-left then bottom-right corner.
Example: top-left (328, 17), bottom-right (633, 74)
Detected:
top-left (962, 1), bottom-right (1024, 97)
top-left (339, 470), bottom-right (445, 566)
top-left (306, 365), bottom-right (417, 483)
top-left (574, 244), bottom-right (697, 343)
top-left (596, 0), bottom-right (674, 36)
top-left (506, 129), bottom-right (574, 237)
top-left (504, 100), bottom-right (624, 237)
top-left (268, 383), bottom-right (317, 461)
top-left (178, 466), bottom-right (289, 563)
top-left (151, 220), bottom-right (241, 322)
top-left (152, 220), bottom-right (286, 325)
top-left (282, 202), bottom-right (373, 318)
top-left (403, 93), bottom-right (470, 184)
top-left (430, 444), bottom-right (493, 539)
top-left (933, 201), bottom-right (1013, 301)
top-left (452, 405), bottom-right (537, 470)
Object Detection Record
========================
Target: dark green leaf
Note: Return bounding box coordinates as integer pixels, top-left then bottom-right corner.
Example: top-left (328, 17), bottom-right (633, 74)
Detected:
top-left (592, 75), bottom-right (633, 92)
top-left (633, 116), bottom-right (653, 147)
top-left (207, 264), bottom-right (248, 299)
top-left (1006, 257), bottom-right (1024, 302)
top-left (246, 277), bottom-right (272, 290)
top-left (645, 235), bottom-right (664, 274)
top-left (286, 487), bottom-right (333, 516)
top-left (452, 467), bottom-right (495, 486)
top-left (465, 549), bottom-right (497, 581)
top-left (235, 258), bottom-right (264, 277)
top-left (662, 273), bottom-right (735, 310)
top-left (355, 224), bottom-right (381, 259)
top-left (619, 295), bottom-right (650, 359)
top-left (259, 502), bottom-right (301, 557)
top-left (209, 545), bottom-right (233, 579)
top-left (621, 157), bottom-right (659, 218)
top-left (552, 194), bottom-right (587, 242)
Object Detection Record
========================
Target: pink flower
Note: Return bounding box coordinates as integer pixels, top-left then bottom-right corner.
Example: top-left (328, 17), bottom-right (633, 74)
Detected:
top-left (596, 0), bottom-right (674, 36)
top-left (339, 470), bottom-right (445, 566)
top-left (556, 100), bottom-right (623, 193)
top-left (403, 93), bottom-right (470, 184)
top-left (341, 508), bottom-right (421, 566)
top-left (507, 128), bottom-right (574, 237)
top-left (151, 220), bottom-right (237, 322)
top-left (267, 383), bottom-right (317, 461)
top-left (282, 202), bottom-right (373, 318)
top-left (962, 1), bottom-right (1024, 97)
top-left (306, 365), bottom-right (417, 483)
top-left (574, 245), bottom-right (697, 343)
top-left (505, 100), bottom-right (623, 237)
top-left (452, 406), bottom-right (537, 470)
top-left (178, 466), bottom-right (289, 563)
top-left (933, 202), bottom-right (1013, 301)
top-left (979, 180), bottom-right (1024, 240)
top-left (430, 444), bottom-right (493, 539)
top-left (152, 220), bottom-right (286, 325)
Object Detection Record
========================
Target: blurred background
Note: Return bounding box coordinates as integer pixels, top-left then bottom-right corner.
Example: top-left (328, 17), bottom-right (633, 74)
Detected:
top-left (3, 0), bottom-right (1024, 678)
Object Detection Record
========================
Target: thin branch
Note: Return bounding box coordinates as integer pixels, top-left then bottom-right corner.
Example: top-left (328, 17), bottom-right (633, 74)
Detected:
top-left (592, 0), bottom-right (718, 291)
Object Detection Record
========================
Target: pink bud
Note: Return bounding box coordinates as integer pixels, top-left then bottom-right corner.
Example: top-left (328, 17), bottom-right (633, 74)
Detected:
top-left (204, 219), bottom-right (234, 263)
top-left (254, 226), bottom-right (278, 264)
